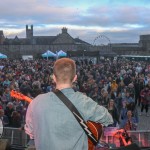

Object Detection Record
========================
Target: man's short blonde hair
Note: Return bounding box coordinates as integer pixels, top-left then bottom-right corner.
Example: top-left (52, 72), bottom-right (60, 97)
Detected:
top-left (53, 58), bottom-right (76, 83)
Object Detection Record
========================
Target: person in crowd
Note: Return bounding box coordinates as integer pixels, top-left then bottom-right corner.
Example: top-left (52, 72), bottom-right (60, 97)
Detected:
top-left (0, 109), bottom-right (9, 126)
top-left (123, 91), bottom-right (135, 105)
top-left (144, 76), bottom-right (149, 85)
top-left (120, 110), bottom-right (138, 131)
top-left (114, 92), bottom-right (123, 114)
top-left (3, 77), bottom-right (11, 87)
top-left (90, 86), bottom-right (101, 103)
top-left (126, 83), bottom-right (135, 100)
top-left (25, 58), bottom-right (113, 150)
top-left (134, 78), bottom-right (144, 106)
top-left (140, 85), bottom-right (150, 116)
top-left (110, 87), bottom-right (117, 100)
top-left (147, 80), bottom-right (150, 89)
top-left (107, 99), bottom-right (120, 127)
top-left (123, 74), bottom-right (131, 86)
top-left (4, 102), bottom-right (15, 126)
top-left (11, 111), bottom-right (22, 128)
top-left (126, 102), bottom-right (139, 124)
top-left (0, 104), bottom-right (2, 109)
top-left (1, 87), bottom-right (11, 104)
top-left (111, 80), bottom-right (118, 92)
top-left (99, 89), bottom-right (109, 107)
top-left (20, 81), bottom-right (32, 96)
top-left (120, 101), bottom-right (128, 121)
top-left (31, 81), bottom-right (43, 98)
top-left (117, 80), bottom-right (125, 95)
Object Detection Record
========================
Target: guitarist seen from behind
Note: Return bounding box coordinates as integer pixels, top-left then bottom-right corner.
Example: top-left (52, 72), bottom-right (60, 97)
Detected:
top-left (25, 58), bottom-right (113, 150)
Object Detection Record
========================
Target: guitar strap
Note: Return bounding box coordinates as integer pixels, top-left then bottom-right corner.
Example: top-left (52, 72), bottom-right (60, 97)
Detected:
top-left (54, 89), bottom-right (98, 146)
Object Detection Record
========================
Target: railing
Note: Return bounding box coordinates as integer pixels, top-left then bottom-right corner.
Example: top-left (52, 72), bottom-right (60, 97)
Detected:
top-left (128, 130), bottom-right (150, 147)
top-left (2, 127), bottom-right (150, 148)
top-left (2, 127), bottom-right (28, 147)
top-left (103, 127), bottom-right (150, 148)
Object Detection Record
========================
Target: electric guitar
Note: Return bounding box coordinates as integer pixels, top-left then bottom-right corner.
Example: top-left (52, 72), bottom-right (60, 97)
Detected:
top-left (10, 90), bottom-right (32, 103)
top-left (10, 90), bottom-right (103, 150)
top-left (87, 121), bottom-right (103, 150)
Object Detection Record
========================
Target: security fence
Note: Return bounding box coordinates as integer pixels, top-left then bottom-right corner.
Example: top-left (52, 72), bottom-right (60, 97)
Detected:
top-left (2, 127), bottom-right (28, 147)
top-left (103, 127), bottom-right (150, 148)
top-left (1, 127), bottom-right (150, 148)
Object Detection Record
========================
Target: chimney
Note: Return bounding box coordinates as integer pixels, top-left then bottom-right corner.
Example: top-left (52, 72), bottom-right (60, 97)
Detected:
top-left (62, 27), bottom-right (67, 33)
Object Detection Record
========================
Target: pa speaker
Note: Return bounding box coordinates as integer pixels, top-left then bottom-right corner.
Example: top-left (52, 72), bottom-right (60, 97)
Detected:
top-left (111, 143), bottom-right (141, 150)
top-left (0, 139), bottom-right (10, 150)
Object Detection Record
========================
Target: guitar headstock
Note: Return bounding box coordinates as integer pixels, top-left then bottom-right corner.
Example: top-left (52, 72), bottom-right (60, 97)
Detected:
top-left (10, 90), bottom-right (32, 103)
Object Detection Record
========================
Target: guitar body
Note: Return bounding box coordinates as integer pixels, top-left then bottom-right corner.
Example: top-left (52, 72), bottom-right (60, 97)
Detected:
top-left (87, 121), bottom-right (103, 150)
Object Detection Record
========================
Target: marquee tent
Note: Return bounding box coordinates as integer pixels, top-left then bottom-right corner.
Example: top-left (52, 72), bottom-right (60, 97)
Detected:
top-left (42, 50), bottom-right (56, 58)
top-left (0, 53), bottom-right (7, 59)
top-left (57, 50), bottom-right (67, 57)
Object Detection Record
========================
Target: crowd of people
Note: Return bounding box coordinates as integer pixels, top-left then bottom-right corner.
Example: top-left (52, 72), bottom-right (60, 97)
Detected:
top-left (0, 57), bottom-right (150, 131)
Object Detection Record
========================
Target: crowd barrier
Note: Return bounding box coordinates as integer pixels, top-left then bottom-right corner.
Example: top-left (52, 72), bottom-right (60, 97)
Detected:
top-left (2, 127), bottom-right (150, 148)
top-left (103, 127), bottom-right (150, 148)
top-left (2, 127), bottom-right (28, 147)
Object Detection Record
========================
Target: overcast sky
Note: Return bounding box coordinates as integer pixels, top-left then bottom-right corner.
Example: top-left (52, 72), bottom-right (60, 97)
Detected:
top-left (0, 0), bottom-right (150, 44)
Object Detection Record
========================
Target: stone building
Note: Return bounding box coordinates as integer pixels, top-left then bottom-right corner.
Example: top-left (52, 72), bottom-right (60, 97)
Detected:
top-left (0, 31), bottom-right (5, 44)
top-left (139, 35), bottom-right (150, 51)
top-left (0, 25), bottom-right (150, 58)
top-left (0, 25), bottom-right (91, 58)
top-left (111, 34), bottom-right (150, 56)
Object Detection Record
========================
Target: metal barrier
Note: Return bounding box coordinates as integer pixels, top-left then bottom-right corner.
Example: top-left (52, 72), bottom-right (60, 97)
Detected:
top-left (2, 127), bottom-right (150, 148)
top-left (2, 127), bottom-right (28, 147)
top-left (128, 130), bottom-right (150, 147)
top-left (103, 127), bottom-right (150, 148)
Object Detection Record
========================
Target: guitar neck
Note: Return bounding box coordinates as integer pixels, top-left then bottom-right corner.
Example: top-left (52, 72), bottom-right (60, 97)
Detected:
top-left (10, 90), bottom-right (32, 103)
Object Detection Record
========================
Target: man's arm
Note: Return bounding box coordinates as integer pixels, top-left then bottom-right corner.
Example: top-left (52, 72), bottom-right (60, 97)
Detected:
top-left (79, 94), bottom-right (113, 127)
top-left (24, 102), bottom-right (34, 139)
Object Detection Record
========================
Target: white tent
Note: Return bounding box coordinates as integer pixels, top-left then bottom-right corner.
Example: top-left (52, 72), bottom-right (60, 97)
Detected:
top-left (42, 50), bottom-right (56, 58)
top-left (0, 53), bottom-right (7, 59)
top-left (57, 50), bottom-right (67, 58)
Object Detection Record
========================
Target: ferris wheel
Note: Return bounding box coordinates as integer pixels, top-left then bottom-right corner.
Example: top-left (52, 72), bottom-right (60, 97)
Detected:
top-left (93, 35), bottom-right (111, 48)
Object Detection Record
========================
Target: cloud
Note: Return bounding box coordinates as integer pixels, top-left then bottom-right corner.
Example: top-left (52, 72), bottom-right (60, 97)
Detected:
top-left (0, 0), bottom-right (150, 43)
top-left (86, 5), bottom-right (150, 26)
top-left (1, 1), bottom-right (150, 27)
top-left (0, 0), bottom-right (78, 24)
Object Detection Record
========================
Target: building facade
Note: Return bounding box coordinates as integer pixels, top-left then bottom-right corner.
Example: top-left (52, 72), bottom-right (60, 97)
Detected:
top-left (0, 25), bottom-right (150, 58)
top-left (0, 25), bottom-right (91, 58)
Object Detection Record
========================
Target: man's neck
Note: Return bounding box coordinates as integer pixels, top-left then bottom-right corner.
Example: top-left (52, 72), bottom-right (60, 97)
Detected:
top-left (56, 83), bottom-right (72, 90)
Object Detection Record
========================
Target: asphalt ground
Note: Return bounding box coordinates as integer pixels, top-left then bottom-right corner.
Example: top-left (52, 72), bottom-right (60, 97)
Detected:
top-left (136, 106), bottom-right (150, 130)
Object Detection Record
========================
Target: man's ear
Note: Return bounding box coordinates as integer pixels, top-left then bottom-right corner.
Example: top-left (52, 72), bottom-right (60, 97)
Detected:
top-left (73, 75), bottom-right (77, 83)
top-left (53, 74), bottom-right (56, 83)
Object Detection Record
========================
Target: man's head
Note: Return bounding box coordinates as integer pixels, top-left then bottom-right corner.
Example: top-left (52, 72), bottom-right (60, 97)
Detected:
top-left (53, 58), bottom-right (77, 84)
